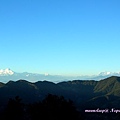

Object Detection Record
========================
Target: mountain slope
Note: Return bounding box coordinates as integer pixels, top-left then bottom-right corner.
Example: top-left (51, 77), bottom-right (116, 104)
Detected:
top-left (57, 80), bottom-right (97, 105)
top-left (84, 76), bottom-right (120, 108)
top-left (94, 76), bottom-right (120, 95)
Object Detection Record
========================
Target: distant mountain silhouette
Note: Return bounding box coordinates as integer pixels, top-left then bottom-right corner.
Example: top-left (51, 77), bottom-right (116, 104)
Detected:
top-left (0, 76), bottom-right (120, 111)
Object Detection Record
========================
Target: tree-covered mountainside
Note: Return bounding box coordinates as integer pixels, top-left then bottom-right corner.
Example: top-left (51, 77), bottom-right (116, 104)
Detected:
top-left (0, 76), bottom-right (120, 110)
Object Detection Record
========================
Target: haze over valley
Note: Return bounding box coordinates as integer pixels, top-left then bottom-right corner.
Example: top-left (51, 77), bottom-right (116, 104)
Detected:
top-left (1, 68), bottom-right (120, 83)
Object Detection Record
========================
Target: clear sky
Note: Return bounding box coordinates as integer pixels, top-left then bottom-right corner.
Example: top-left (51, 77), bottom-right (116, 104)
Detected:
top-left (0, 0), bottom-right (120, 76)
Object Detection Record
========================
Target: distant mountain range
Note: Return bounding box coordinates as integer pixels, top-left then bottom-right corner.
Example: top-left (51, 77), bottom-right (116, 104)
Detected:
top-left (0, 68), bottom-right (120, 83)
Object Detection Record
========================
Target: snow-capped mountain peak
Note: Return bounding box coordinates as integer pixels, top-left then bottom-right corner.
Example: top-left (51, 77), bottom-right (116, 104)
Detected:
top-left (0, 68), bottom-right (14, 76)
top-left (99, 71), bottom-right (112, 76)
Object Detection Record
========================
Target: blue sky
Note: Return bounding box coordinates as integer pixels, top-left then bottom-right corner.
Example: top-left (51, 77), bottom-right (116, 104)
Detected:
top-left (0, 0), bottom-right (120, 75)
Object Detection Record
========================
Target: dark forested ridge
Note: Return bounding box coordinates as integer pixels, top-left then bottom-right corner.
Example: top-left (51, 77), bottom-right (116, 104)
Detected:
top-left (0, 76), bottom-right (120, 119)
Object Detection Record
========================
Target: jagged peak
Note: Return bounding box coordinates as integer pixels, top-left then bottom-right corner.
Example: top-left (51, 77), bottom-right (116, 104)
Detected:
top-left (0, 68), bottom-right (14, 76)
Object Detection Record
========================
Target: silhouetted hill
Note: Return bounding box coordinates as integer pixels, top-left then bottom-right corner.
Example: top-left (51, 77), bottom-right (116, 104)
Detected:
top-left (0, 82), bottom-right (4, 88)
top-left (57, 80), bottom-right (97, 106)
top-left (35, 81), bottom-right (61, 95)
top-left (0, 76), bottom-right (120, 111)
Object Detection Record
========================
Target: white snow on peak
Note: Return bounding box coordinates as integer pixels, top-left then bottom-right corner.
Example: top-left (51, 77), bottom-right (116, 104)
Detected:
top-left (45, 73), bottom-right (49, 76)
top-left (99, 71), bottom-right (113, 76)
top-left (106, 72), bottom-right (111, 75)
top-left (0, 68), bottom-right (14, 76)
top-left (26, 74), bottom-right (29, 77)
top-left (98, 71), bottom-right (120, 76)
